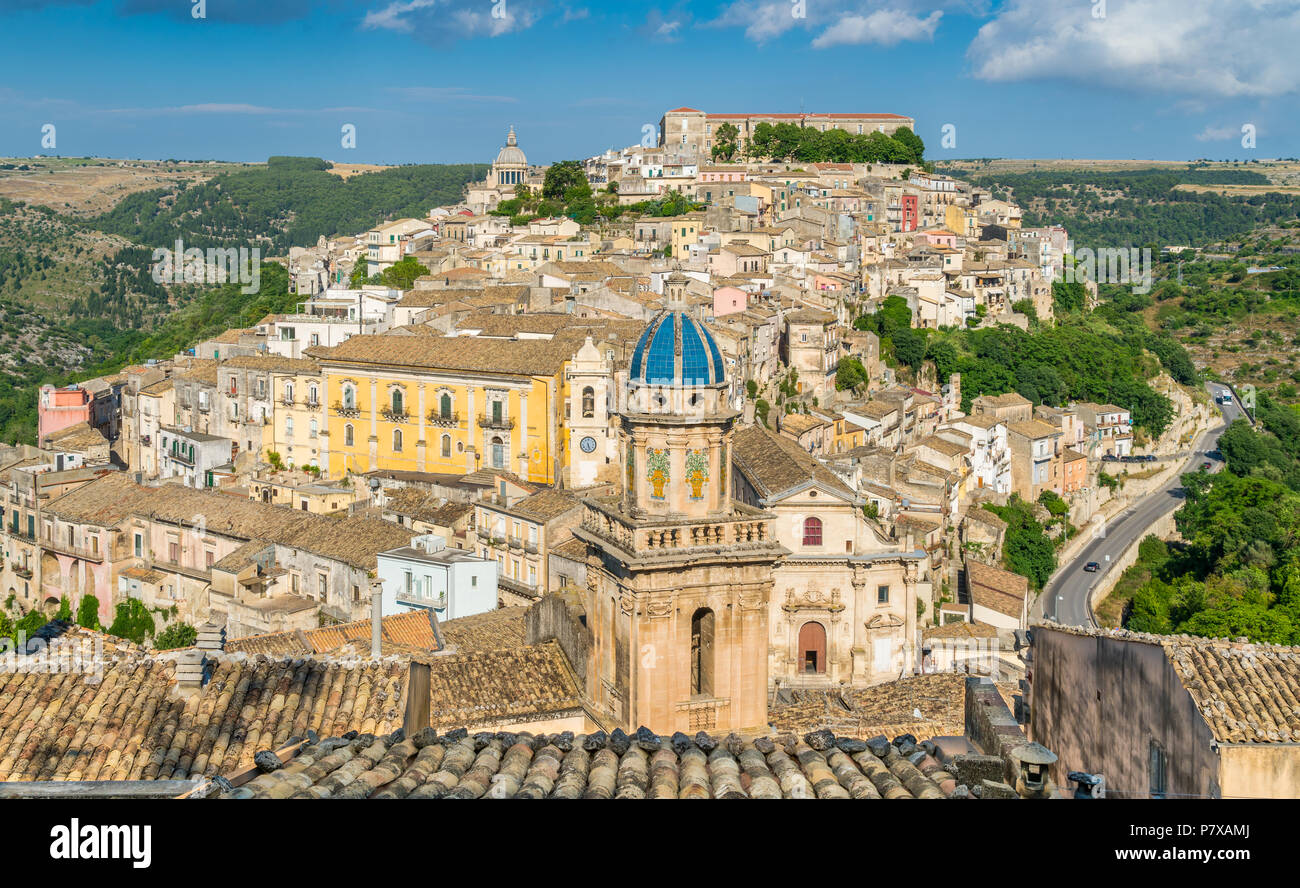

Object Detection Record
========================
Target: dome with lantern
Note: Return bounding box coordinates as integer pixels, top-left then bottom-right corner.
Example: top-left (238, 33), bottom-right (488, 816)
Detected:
top-left (628, 272), bottom-right (727, 388)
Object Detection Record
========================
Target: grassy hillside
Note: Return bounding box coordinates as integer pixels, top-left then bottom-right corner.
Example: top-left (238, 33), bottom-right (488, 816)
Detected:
top-left (0, 158), bottom-right (483, 445)
top-left (92, 156), bottom-right (481, 251)
top-left (940, 165), bottom-right (1300, 246)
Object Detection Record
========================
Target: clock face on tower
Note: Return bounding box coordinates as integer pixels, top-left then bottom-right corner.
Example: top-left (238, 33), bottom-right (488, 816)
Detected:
top-left (579, 436), bottom-right (597, 453)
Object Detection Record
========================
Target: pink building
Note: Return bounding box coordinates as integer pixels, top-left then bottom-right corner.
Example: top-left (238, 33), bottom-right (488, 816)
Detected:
top-left (919, 229), bottom-right (959, 249)
top-left (38, 385), bottom-right (92, 443)
top-left (713, 286), bottom-right (749, 318)
top-left (698, 167), bottom-right (749, 183)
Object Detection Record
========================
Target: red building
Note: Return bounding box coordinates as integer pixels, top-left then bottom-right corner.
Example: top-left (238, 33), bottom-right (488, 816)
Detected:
top-left (901, 194), bottom-right (919, 232)
top-left (38, 384), bottom-right (92, 444)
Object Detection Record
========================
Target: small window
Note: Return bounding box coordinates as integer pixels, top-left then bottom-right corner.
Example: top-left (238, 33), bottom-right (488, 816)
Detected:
top-left (393, 429), bottom-right (403, 452)
top-left (344, 424), bottom-right (354, 447)
top-left (802, 516), bottom-right (822, 547)
top-left (877, 585), bottom-right (890, 604)
top-left (1149, 740), bottom-right (1168, 799)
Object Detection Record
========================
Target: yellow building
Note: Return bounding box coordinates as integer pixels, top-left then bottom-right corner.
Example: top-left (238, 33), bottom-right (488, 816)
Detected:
top-left (946, 204), bottom-right (979, 239)
top-left (669, 213), bottom-right (703, 258)
top-left (314, 334), bottom-right (572, 484)
top-left (267, 358), bottom-right (325, 472)
top-left (248, 472), bottom-right (363, 514)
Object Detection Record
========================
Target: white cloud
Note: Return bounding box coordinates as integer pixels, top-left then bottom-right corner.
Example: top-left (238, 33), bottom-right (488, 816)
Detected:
top-left (968, 0), bottom-right (1300, 97)
top-left (1196, 124), bottom-right (1246, 142)
top-left (362, 0), bottom-right (542, 43)
top-left (812, 9), bottom-right (942, 48)
top-left (710, 1), bottom-right (966, 47)
top-left (638, 7), bottom-right (690, 42)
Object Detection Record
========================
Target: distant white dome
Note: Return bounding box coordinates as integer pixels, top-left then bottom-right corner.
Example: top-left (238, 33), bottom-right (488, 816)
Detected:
top-left (495, 126), bottom-right (527, 168)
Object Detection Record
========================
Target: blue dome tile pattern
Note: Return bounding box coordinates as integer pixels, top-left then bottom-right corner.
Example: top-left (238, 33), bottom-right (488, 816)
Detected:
top-left (629, 310), bottom-right (726, 387)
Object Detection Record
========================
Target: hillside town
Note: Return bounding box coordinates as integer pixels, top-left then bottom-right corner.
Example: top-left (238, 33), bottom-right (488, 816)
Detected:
top-left (0, 113), bottom-right (1291, 803)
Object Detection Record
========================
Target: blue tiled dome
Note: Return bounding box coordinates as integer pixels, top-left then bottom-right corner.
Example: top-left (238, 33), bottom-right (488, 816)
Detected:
top-left (629, 310), bottom-right (726, 387)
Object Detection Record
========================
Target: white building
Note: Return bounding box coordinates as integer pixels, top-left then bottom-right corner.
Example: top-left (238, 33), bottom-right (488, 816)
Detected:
top-left (938, 415), bottom-right (1011, 495)
top-left (376, 533), bottom-right (498, 621)
top-left (157, 426), bottom-right (233, 489)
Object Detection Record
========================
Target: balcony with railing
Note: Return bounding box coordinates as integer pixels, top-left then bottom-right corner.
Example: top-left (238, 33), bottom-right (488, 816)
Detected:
top-left (478, 414), bottom-right (515, 431)
top-left (333, 402), bottom-right (362, 419)
top-left (577, 500), bottom-right (774, 559)
top-left (396, 591), bottom-right (447, 610)
top-left (41, 537), bottom-right (105, 563)
top-left (380, 407), bottom-right (411, 424)
top-left (427, 410), bottom-right (460, 428)
top-left (497, 574), bottom-right (540, 601)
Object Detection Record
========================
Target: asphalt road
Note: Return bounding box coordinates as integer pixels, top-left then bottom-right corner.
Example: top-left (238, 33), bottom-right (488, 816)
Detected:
top-left (1037, 382), bottom-right (1242, 627)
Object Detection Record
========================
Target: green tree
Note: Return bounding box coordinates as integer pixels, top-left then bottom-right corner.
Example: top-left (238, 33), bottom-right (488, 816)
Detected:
top-left (375, 256), bottom-right (429, 290)
top-left (155, 622), bottom-right (198, 650)
top-left (835, 356), bottom-right (869, 392)
top-left (107, 598), bottom-right (156, 645)
top-left (542, 160), bottom-right (586, 200)
top-left (348, 260), bottom-right (369, 288)
top-left (712, 123), bottom-right (740, 162)
top-left (891, 327), bottom-right (927, 371)
top-left (77, 594), bottom-right (100, 630)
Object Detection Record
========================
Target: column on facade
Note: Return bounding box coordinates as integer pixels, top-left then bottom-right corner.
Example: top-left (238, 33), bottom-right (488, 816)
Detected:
top-left (473, 387), bottom-right (483, 475)
top-left (367, 378), bottom-right (379, 471)
top-left (518, 390), bottom-right (529, 479)
top-left (416, 382), bottom-right (427, 472)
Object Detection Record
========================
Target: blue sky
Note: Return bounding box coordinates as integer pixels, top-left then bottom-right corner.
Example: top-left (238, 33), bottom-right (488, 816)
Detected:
top-left (1, 0), bottom-right (1297, 165)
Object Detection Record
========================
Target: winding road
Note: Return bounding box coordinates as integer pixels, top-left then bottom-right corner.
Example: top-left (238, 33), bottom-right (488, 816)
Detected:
top-left (1033, 382), bottom-right (1242, 627)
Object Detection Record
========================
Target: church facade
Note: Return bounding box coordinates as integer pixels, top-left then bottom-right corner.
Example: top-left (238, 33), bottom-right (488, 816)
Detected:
top-left (571, 273), bottom-right (786, 735)
top-left (464, 126), bottom-right (540, 214)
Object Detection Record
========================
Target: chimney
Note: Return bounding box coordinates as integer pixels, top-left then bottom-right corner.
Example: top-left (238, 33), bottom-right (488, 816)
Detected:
top-left (195, 621), bottom-right (225, 653)
top-left (1012, 742), bottom-right (1058, 799)
top-left (174, 648), bottom-right (206, 697)
top-left (370, 581), bottom-right (384, 660)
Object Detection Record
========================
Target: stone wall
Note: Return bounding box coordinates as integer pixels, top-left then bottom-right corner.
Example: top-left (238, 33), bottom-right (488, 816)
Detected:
top-left (526, 591), bottom-right (591, 694)
top-left (963, 675), bottom-right (1026, 785)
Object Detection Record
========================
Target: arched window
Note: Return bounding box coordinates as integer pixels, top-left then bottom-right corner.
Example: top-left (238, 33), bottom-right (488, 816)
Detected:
top-left (491, 436), bottom-right (505, 469)
top-left (441, 434), bottom-right (451, 458)
top-left (393, 429), bottom-right (403, 452)
top-left (440, 392), bottom-right (452, 419)
top-left (802, 516), bottom-right (823, 547)
top-left (308, 383), bottom-right (318, 406)
top-left (691, 608), bottom-right (715, 697)
top-left (391, 389), bottom-right (404, 415)
top-left (344, 424), bottom-right (354, 447)
top-left (798, 622), bottom-right (827, 674)
top-left (342, 384), bottom-right (356, 409)
top-left (581, 386), bottom-right (595, 418)
top-left (284, 382), bottom-right (294, 402)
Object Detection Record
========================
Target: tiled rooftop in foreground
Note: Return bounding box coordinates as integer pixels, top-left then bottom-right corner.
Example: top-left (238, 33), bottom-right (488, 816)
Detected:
top-left (214, 726), bottom-right (979, 799)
